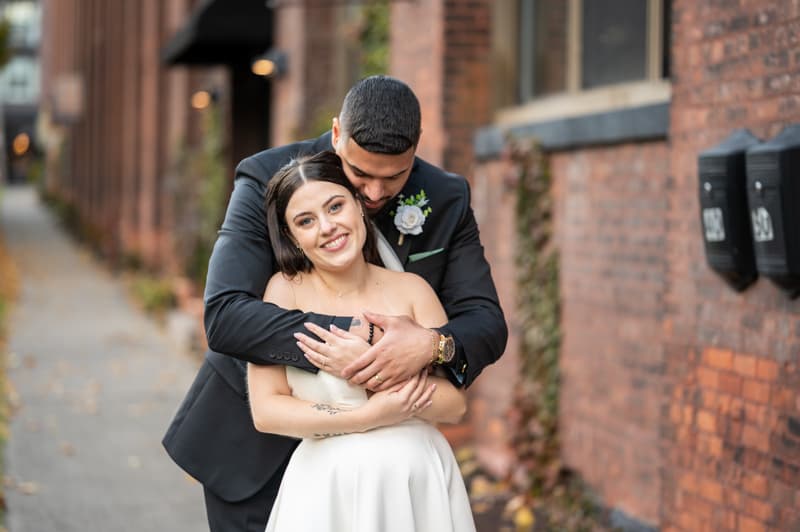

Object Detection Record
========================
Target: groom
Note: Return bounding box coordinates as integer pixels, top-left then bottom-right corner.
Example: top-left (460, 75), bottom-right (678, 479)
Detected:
top-left (163, 75), bottom-right (508, 531)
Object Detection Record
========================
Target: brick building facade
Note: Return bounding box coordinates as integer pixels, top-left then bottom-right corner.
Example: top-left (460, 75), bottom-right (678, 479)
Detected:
top-left (471, 1), bottom-right (800, 530)
top-left (39, 0), bottom-right (216, 270)
top-left (37, 1), bottom-right (800, 529)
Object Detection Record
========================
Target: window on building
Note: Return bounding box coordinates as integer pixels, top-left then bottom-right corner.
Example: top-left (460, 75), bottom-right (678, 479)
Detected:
top-left (3, 1), bottom-right (40, 49)
top-left (518, 0), bottom-right (669, 102)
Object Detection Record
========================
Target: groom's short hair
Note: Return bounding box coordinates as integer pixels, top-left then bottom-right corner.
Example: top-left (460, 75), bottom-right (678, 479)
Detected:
top-left (338, 75), bottom-right (421, 155)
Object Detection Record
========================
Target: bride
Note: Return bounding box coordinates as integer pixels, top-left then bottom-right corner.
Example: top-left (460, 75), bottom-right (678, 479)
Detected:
top-left (247, 151), bottom-right (476, 532)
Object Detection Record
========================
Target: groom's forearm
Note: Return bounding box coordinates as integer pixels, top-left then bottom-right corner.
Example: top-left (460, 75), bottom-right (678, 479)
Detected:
top-left (205, 294), bottom-right (351, 367)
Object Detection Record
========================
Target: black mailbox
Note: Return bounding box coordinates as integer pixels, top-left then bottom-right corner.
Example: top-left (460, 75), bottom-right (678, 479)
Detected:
top-left (698, 129), bottom-right (760, 290)
top-left (745, 124), bottom-right (800, 297)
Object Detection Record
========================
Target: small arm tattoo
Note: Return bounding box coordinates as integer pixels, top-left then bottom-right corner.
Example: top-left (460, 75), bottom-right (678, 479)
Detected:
top-left (313, 432), bottom-right (345, 438)
top-left (351, 318), bottom-right (362, 327)
top-left (312, 403), bottom-right (343, 415)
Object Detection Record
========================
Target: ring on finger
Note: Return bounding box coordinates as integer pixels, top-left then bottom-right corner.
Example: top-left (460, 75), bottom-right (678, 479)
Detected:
top-left (373, 374), bottom-right (384, 383)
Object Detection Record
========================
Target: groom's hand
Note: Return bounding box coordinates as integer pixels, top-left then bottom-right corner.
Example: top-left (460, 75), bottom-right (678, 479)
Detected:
top-left (343, 311), bottom-right (436, 391)
top-left (295, 322), bottom-right (371, 377)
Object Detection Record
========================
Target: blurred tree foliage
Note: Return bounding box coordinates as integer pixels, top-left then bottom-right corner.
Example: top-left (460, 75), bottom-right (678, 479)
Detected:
top-left (0, 18), bottom-right (10, 68)
top-left (171, 103), bottom-right (227, 290)
top-left (359, 0), bottom-right (389, 77)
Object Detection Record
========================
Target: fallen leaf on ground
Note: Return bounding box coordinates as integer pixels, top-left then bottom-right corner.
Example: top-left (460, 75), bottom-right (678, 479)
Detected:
top-left (504, 494), bottom-right (525, 516)
top-left (470, 475), bottom-right (494, 498)
top-left (459, 460), bottom-right (479, 478)
top-left (471, 501), bottom-right (491, 514)
top-left (60, 441), bottom-right (75, 456)
top-left (455, 446), bottom-right (475, 462)
top-left (513, 506), bottom-right (535, 531)
top-left (17, 481), bottom-right (38, 495)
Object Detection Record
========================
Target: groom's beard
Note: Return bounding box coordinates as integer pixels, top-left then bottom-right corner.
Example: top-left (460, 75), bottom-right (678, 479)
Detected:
top-left (363, 195), bottom-right (397, 216)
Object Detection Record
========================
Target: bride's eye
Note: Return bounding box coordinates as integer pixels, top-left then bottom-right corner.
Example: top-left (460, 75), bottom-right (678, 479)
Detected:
top-left (297, 216), bottom-right (314, 227)
top-left (329, 202), bottom-right (344, 213)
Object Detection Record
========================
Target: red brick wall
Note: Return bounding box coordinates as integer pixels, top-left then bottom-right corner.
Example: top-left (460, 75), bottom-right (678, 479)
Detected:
top-left (663, 1), bottom-right (800, 530)
top-left (470, 157), bottom-right (521, 476)
top-left (471, 142), bottom-right (672, 522)
top-left (554, 143), bottom-right (670, 525)
top-left (471, 2), bottom-right (800, 528)
top-left (392, 0), bottom-right (492, 178)
top-left (391, 0), bottom-right (446, 167)
top-left (441, 0), bottom-right (492, 179)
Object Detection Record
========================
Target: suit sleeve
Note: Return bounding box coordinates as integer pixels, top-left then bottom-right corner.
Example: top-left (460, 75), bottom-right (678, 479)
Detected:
top-left (436, 179), bottom-right (508, 388)
top-left (203, 157), bottom-right (351, 368)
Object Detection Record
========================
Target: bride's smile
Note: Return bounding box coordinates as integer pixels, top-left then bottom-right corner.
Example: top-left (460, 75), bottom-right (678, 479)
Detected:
top-left (285, 180), bottom-right (367, 273)
top-left (321, 233), bottom-right (348, 251)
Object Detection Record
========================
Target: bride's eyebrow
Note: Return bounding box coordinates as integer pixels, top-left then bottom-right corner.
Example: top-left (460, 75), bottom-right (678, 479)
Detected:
top-left (291, 195), bottom-right (345, 222)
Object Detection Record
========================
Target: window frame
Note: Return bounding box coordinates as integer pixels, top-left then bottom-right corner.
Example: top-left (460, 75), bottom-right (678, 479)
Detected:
top-left (520, 0), bottom-right (665, 99)
top-left (502, 0), bottom-right (670, 132)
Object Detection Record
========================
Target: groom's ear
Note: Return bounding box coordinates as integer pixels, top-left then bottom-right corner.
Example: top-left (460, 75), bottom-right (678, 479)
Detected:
top-left (331, 118), bottom-right (341, 149)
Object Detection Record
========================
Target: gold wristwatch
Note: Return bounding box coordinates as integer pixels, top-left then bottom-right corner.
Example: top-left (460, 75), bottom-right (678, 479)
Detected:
top-left (432, 333), bottom-right (455, 365)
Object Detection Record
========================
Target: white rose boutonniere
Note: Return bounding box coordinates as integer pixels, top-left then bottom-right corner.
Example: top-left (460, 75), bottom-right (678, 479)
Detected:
top-left (392, 190), bottom-right (432, 245)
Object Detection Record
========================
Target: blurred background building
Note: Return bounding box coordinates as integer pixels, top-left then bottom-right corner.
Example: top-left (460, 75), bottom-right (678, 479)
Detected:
top-left (0, 0), bottom-right (40, 184)
top-left (29, 0), bottom-right (800, 530)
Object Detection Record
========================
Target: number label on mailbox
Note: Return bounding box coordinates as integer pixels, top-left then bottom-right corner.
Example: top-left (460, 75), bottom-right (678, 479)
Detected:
top-left (750, 207), bottom-right (775, 242)
top-left (703, 207), bottom-right (726, 242)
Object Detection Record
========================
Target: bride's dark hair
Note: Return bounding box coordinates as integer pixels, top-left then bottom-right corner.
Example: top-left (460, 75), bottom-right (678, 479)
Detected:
top-left (265, 150), bottom-right (381, 276)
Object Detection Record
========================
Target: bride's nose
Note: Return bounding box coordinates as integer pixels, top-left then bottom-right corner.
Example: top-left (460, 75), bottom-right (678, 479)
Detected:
top-left (319, 215), bottom-right (337, 235)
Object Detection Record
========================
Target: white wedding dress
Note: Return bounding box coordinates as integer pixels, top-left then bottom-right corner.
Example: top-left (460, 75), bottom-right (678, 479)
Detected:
top-left (264, 367), bottom-right (476, 532)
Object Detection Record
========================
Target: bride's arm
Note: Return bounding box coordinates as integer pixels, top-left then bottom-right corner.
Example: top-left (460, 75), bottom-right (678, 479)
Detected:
top-left (247, 363), bottom-right (435, 438)
top-left (247, 273), bottom-right (436, 438)
top-left (405, 274), bottom-right (468, 425)
top-left (247, 364), bottom-right (365, 438)
top-left (416, 373), bottom-right (467, 424)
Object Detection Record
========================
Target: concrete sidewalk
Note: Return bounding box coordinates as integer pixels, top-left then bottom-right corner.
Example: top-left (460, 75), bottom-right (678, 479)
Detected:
top-left (0, 186), bottom-right (208, 531)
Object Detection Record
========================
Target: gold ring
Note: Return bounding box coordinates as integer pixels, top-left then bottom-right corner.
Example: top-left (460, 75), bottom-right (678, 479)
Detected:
top-left (373, 374), bottom-right (384, 383)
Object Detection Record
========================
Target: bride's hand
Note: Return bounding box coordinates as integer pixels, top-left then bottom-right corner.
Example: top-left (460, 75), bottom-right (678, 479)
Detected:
top-left (295, 322), bottom-right (370, 378)
top-left (343, 312), bottom-right (436, 391)
top-left (362, 371), bottom-right (436, 428)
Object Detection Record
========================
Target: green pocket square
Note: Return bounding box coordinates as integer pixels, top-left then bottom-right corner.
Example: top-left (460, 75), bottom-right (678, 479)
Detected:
top-left (408, 248), bottom-right (445, 263)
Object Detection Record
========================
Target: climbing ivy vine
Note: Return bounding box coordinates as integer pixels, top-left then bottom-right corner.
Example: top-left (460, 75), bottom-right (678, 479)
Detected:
top-left (509, 139), bottom-right (608, 530)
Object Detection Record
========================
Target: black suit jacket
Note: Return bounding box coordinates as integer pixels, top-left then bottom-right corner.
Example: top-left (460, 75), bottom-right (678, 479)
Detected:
top-left (163, 133), bottom-right (507, 502)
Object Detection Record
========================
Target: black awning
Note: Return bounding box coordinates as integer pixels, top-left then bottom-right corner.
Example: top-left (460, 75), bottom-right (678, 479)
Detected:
top-left (162, 0), bottom-right (273, 66)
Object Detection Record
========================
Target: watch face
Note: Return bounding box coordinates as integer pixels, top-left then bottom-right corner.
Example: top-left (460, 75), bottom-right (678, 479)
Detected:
top-left (442, 336), bottom-right (455, 362)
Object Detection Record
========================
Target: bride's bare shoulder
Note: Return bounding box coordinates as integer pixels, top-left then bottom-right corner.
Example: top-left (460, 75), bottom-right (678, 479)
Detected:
top-left (263, 272), bottom-right (303, 308)
top-left (372, 266), bottom-right (430, 296)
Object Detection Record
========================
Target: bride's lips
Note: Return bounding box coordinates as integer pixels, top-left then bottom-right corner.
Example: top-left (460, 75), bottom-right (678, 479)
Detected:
top-left (321, 233), bottom-right (349, 251)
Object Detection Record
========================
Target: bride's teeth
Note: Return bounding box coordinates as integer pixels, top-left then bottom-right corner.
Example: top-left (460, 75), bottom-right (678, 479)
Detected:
top-left (324, 235), bottom-right (345, 248)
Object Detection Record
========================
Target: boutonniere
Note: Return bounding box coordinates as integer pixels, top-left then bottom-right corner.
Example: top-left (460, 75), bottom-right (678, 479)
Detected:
top-left (391, 190), bottom-right (432, 245)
